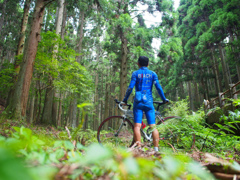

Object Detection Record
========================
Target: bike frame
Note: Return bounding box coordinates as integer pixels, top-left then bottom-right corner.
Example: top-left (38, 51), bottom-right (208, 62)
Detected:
top-left (117, 102), bottom-right (164, 142)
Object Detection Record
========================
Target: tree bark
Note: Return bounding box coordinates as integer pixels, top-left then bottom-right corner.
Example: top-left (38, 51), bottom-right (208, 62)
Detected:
top-left (188, 81), bottom-right (193, 111)
top-left (218, 43), bottom-right (229, 90)
top-left (104, 69), bottom-right (109, 120)
top-left (57, 92), bottom-right (62, 126)
top-left (0, 0), bottom-right (7, 37)
top-left (51, 0), bottom-right (65, 126)
top-left (6, 0), bottom-right (48, 119)
top-left (60, 1), bottom-right (67, 39)
top-left (15, 0), bottom-right (31, 71)
top-left (41, 85), bottom-right (53, 124)
top-left (0, 0), bottom-right (7, 59)
top-left (76, 10), bottom-right (85, 63)
top-left (5, 0), bottom-right (32, 108)
top-left (119, 28), bottom-right (128, 101)
top-left (100, 73), bottom-right (104, 122)
top-left (211, 47), bottom-right (221, 93)
top-left (93, 70), bottom-right (99, 130)
top-left (71, 96), bottom-right (78, 128)
top-left (193, 82), bottom-right (199, 110)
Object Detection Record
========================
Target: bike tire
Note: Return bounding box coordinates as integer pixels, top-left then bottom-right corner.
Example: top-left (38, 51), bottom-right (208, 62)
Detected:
top-left (157, 116), bottom-right (195, 152)
top-left (97, 116), bottom-right (134, 147)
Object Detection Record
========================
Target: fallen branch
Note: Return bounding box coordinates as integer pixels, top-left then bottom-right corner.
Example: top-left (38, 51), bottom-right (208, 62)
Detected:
top-left (167, 142), bottom-right (177, 153)
top-left (65, 126), bottom-right (72, 140)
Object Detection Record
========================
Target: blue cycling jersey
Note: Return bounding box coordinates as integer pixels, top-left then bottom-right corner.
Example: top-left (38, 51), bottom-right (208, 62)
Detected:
top-left (123, 67), bottom-right (167, 124)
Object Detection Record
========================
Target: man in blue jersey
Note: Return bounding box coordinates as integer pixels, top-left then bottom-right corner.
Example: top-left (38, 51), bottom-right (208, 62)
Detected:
top-left (122, 56), bottom-right (168, 152)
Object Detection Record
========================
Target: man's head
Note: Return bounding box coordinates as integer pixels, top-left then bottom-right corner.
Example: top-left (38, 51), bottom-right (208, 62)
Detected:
top-left (138, 56), bottom-right (149, 67)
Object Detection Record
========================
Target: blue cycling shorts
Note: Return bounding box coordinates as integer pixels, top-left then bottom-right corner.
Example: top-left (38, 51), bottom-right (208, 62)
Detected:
top-left (133, 102), bottom-right (155, 125)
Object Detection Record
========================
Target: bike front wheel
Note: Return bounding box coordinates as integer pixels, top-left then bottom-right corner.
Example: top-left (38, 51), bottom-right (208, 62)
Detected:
top-left (157, 116), bottom-right (195, 152)
top-left (97, 116), bottom-right (134, 147)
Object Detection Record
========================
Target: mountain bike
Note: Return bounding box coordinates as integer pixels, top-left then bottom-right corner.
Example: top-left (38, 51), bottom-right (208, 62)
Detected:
top-left (97, 99), bottom-right (195, 151)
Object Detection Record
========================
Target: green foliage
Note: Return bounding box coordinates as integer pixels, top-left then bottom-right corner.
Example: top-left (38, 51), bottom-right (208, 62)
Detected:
top-left (0, 127), bottom-right (214, 180)
top-left (165, 98), bottom-right (190, 118)
top-left (0, 63), bottom-right (15, 98)
top-left (161, 98), bottom-right (240, 153)
top-left (0, 148), bottom-right (33, 180)
top-left (35, 31), bottom-right (93, 94)
top-left (232, 98), bottom-right (240, 107)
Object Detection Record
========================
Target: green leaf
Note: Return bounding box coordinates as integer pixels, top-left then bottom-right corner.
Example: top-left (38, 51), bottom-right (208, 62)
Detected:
top-left (0, 148), bottom-right (32, 180)
top-left (64, 141), bottom-right (74, 150)
top-left (12, 126), bottom-right (20, 133)
top-left (123, 157), bottom-right (139, 174)
top-left (20, 126), bottom-right (32, 140)
top-left (82, 143), bottom-right (113, 164)
top-left (188, 162), bottom-right (214, 179)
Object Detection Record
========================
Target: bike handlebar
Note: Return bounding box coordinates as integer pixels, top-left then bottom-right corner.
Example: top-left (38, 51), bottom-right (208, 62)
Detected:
top-left (114, 99), bottom-right (168, 112)
top-left (114, 99), bottom-right (131, 111)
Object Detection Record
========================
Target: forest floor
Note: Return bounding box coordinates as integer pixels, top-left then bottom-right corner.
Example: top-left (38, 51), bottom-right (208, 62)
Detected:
top-left (129, 146), bottom-right (240, 180)
top-left (1, 119), bottom-right (240, 180)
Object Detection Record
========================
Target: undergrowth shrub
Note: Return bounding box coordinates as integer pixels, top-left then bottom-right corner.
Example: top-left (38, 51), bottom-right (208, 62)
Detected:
top-left (161, 98), bottom-right (240, 154)
top-left (0, 126), bottom-right (215, 180)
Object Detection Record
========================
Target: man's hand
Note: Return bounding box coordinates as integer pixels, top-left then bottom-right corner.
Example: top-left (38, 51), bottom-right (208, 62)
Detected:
top-left (122, 100), bottom-right (127, 105)
top-left (164, 99), bottom-right (169, 104)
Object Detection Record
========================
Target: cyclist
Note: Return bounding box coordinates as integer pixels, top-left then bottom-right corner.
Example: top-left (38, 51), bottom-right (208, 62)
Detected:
top-left (122, 56), bottom-right (169, 152)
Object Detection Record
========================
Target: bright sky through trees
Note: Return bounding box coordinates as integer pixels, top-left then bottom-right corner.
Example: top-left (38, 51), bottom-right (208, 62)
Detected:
top-left (134, 0), bottom-right (180, 57)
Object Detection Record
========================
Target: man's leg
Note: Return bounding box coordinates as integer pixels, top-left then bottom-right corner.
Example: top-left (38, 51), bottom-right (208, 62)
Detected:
top-left (133, 105), bottom-right (143, 147)
top-left (146, 108), bottom-right (159, 151)
top-left (149, 124), bottom-right (159, 151)
top-left (134, 123), bottom-right (142, 147)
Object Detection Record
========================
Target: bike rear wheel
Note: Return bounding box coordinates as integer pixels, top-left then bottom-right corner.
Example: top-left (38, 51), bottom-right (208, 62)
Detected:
top-left (157, 116), bottom-right (195, 152)
top-left (97, 116), bottom-right (134, 147)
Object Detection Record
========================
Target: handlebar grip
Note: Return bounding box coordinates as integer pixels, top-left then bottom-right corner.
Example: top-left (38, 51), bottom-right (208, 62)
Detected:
top-left (114, 99), bottom-right (131, 110)
top-left (114, 99), bottom-right (120, 104)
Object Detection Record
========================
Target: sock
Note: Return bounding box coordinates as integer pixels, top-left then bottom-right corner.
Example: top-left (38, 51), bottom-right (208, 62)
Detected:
top-left (154, 147), bottom-right (158, 152)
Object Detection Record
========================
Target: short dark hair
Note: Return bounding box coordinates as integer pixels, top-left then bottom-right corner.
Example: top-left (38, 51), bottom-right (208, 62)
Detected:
top-left (138, 56), bottom-right (149, 67)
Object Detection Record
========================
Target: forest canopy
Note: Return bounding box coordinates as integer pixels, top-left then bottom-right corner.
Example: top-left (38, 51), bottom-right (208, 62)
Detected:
top-left (0, 0), bottom-right (239, 127)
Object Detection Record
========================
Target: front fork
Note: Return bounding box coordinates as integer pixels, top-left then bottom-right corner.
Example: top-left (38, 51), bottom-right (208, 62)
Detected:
top-left (114, 117), bottom-right (127, 137)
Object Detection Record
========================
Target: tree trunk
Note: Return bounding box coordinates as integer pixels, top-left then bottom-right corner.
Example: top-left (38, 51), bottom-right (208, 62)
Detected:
top-left (76, 10), bottom-right (85, 63)
top-left (0, 0), bottom-right (7, 59)
top-left (0, 0), bottom-right (7, 37)
top-left (100, 73), bottom-right (104, 122)
top-left (52, 92), bottom-right (58, 126)
top-left (104, 70), bottom-right (109, 120)
top-left (6, 0), bottom-right (47, 119)
top-left (84, 113), bottom-right (88, 130)
top-left (60, 1), bottom-right (67, 39)
top-left (93, 70), bottom-right (99, 130)
top-left (41, 86), bottom-right (53, 124)
top-left (71, 97), bottom-right (78, 128)
top-left (57, 92), bottom-right (62, 127)
top-left (51, 0), bottom-right (65, 126)
top-left (218, 43), bottom-right (229, 90)
top-left (29, 83), bottom-right (36, 124)
top-left (15, 0), bottom-right (31, 71)
top-left (211, 47), bottom-right (221, 93)
top-left (33, 82), bottom-right (39, 122)
top-left (236, 65), bottom-right (240, 81)
top-left (193, 82), bottom-right (199, 110)
top-left (188, 81), bottom-right (193, 111)
top-left (119, 28), bottom-right (128, 101)
top-left (5, 0), bottom-right (31, 108)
